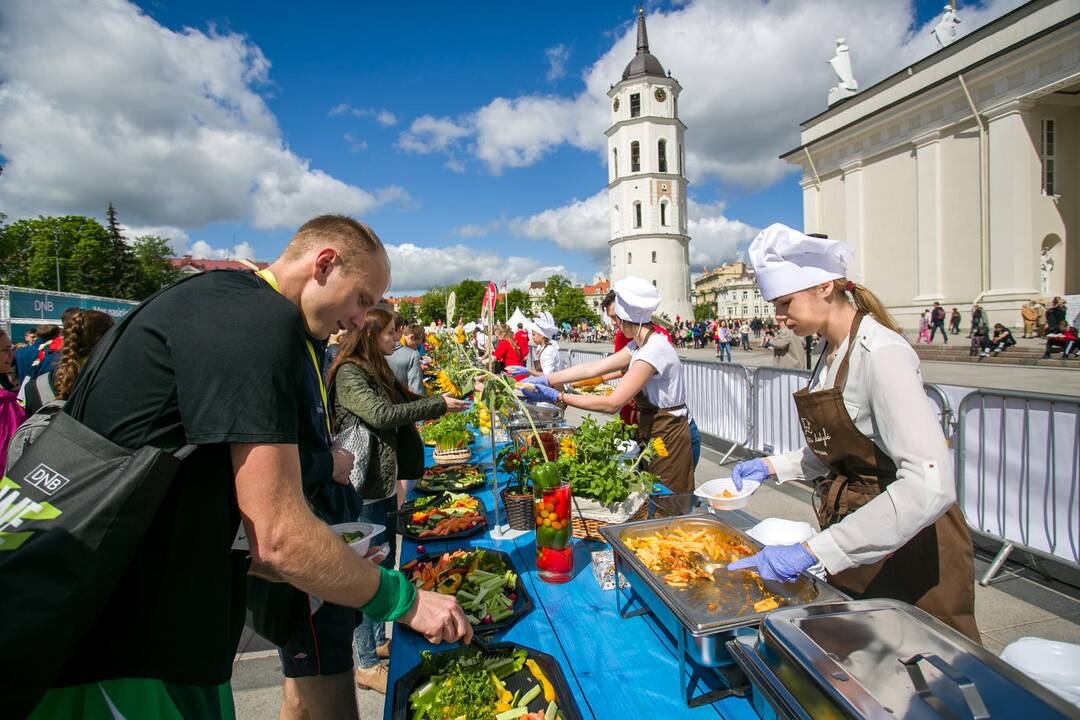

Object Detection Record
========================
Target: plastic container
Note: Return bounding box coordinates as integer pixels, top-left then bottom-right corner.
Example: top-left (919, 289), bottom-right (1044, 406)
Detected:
top-left (1000, 637), bottom-right (1080, 706)
top-left (329, 522), bottom-right (386, 557)
top-left (694, 477), bottom-right (760, 511)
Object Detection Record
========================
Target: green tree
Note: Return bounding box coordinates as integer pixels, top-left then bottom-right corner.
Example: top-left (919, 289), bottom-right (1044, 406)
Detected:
top-left (694, 303), bottom-right (715, 321)
top-left (132, 235), bottom-right (183, 295)
top-left (540, 275), bottom-right (572, 313)
top-left (101, 202), bottom-right (142, 297)
top-left (398, 300), bottom-right (418, 323)
top-left (0, 215), bottom-right (108, 293)
top-left (452, 279), bottom-right (486, 323)
top-left (504, 288), bottom-right (530, 319)
top-left (418, 287), bottom-right (448, 324)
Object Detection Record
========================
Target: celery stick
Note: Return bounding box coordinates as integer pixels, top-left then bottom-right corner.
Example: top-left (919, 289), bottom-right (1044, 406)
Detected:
top-left (517, 684), bottom-right (542, 708)
top-left (511, 689), bottom-right (520, 707)
top-left (495, 708), bottom-right (527, 720)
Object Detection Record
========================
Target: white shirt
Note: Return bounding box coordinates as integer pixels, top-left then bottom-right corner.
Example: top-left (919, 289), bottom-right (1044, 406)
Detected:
top-left (627, 332), bottom-right (687, 417)
top-left (537, 341), bottom-right (565, 376)
top-left (769, 315), bottom-right (954, 575)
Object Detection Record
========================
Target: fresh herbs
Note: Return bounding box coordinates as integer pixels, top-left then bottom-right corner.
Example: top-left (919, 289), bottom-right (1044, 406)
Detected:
top-left (422, 413), bottom-right (473, 451)
top-left (554, 418), bottom-right (656, 506)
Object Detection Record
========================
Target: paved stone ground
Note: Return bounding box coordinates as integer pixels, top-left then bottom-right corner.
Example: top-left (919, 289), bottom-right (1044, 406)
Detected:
top-left (562, 341), bottom-right (1080, 397)
top-left (231, 408), bottom-right (1080, 718)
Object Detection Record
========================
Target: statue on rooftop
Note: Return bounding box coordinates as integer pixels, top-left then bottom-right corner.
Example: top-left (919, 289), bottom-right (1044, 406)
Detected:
top-left (932, 4), bottom-right (962, 48)
top-left (827, 38), bottom-right (859, 106)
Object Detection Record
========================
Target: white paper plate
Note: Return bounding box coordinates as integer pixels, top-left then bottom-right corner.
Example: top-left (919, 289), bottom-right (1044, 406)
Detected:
top-left (1001, 637), bottom-right (1080, 706)
top-left (694, 477), bottom-right (760, 510)
top-left (330, 522), bottom-right (386, 557)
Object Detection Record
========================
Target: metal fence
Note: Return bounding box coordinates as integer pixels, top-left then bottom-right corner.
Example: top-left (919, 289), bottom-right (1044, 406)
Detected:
top-left (750, 367), bottom-right (812, 455)
top-left (955, 390), bottom-right (1080, 582)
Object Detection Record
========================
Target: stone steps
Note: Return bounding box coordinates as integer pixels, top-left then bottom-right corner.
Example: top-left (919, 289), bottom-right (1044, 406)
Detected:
top-left (913, 344), bottom-right (1079, 368)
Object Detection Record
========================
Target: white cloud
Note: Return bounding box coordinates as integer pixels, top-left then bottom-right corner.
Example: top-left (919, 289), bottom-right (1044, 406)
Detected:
top-left (0, 0), bottom-right (406, 231)
top-left (398, 0), bottom-right (1024, 185)
top-left (185, 239), bottom-right (259, 261)
top-left (454, 224), bottom-right (491, 238)
top-left (505, 191), bottom-right (758, 269)
top-left (344, 133), bottom-right (368, 153)
top-left (385, 243), bottom-right (577, 294)
top-left (545, 44), bottom-right (570, 82)
top-left (397, 115), bottom-right (472, 154)
top-left (330, 104), bottom-right (398, 127)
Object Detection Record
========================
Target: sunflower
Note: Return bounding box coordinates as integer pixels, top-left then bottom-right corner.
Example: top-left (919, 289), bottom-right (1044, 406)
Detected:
top-left (455, 327), bottom-right (466, 345)
top-left (426, 333), bottom-right (441, 348)
top-left (436, 370), bottom-right (461, 397)
top-left (559, 436), bottom-right (577, 459)
top-left (651, 437), bottom-right (669, 458)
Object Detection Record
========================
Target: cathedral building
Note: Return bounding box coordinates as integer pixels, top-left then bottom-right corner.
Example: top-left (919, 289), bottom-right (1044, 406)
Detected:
top-left (607, 9), bottom-right (694, 321)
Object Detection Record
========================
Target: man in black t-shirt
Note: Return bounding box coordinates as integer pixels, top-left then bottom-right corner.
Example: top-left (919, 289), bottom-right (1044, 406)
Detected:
top-left (29, 216), bottom-right (471, 719)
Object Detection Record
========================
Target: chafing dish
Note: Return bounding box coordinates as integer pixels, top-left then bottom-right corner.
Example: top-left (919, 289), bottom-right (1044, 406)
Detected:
top-left (600, 514), bottom-right (847, 707)
top-left (503, 401), bottom-right (564, 430)
top-left (728, 598), bottom-right (1079, 719)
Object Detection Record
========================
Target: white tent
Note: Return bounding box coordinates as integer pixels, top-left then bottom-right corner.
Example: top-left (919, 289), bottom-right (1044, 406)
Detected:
top-left (507, 307), bottom-right (530, 329)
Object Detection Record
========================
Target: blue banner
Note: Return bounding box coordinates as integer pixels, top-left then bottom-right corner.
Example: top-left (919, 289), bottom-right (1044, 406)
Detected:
top-left (7, 288), bottom-right (138, 323)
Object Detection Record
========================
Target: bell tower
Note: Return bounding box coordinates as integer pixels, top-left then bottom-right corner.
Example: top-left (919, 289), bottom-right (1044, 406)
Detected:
top-left (607, 8), bottom-right (692, 321)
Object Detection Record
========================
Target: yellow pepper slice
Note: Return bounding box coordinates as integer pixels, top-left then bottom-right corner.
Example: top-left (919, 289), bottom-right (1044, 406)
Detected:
top-left (525, 659), bottom-right (555, 703)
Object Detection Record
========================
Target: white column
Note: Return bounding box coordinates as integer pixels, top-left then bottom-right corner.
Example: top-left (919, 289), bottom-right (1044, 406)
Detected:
top-left (985, 100), bottom-right (1040, 299)
top-left (800, 176), bottom-right (821, 234)
top-left (842, 160), bottom-right (865, 277)
top-left (913, 131), bottom-right (943, 302)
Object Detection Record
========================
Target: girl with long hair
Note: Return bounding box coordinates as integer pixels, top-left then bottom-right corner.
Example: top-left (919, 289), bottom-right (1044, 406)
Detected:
top-left (23, 309), bottom-right (115, 414)
top-left (726, 224), bottom-right (978, 643)
top-left (327, 307), bottom-right (467, 692)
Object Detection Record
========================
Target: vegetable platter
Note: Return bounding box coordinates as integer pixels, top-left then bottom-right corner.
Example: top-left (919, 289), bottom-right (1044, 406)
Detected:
top-left (398, 492), bottom-right (488, 541)
top-left (417, 464), bottom-right (487, 494)
top-left (400, 548), bottom-right (533, 634)
top-left (393, 640), bottom-right (584, 720)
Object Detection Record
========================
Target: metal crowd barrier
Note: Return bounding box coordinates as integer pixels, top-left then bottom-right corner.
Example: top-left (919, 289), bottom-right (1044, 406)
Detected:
top-left (750, 367), bottom-right (812, 455)
top-left (684, 361), bottom-right (753, 451)
top-left (954, 389), bottom-right (1080, 584)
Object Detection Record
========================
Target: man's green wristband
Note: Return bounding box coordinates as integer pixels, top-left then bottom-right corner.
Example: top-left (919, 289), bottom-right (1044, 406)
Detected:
top-left (361, 566), bottom-right (417, 622)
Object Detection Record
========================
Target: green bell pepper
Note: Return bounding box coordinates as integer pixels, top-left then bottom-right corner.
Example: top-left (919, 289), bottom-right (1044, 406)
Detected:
top-left (536, 525), bottom-right (570, 550)
top-left (530, 461), bottom-right (562, 490)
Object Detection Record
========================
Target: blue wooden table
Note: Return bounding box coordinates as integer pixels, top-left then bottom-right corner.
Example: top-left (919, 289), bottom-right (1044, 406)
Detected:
top-left (383, 438), bottom-right (762, 720)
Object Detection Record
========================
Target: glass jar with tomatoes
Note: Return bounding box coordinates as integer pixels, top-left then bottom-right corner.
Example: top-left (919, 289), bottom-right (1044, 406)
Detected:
top-left (531, 461), bottom-right (572, 583)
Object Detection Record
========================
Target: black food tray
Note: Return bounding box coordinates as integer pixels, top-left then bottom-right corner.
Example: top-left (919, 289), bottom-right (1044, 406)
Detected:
top-left (398, 494), bottom-right (489, 542)
top-left (392, 640), bottom-right (584, 720)
top-left (400, 549), bottom-right (534, 636)
top-left (415, 465), bottom-right (487, 495)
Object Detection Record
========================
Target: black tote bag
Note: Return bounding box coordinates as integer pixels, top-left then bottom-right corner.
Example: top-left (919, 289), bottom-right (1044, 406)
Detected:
top-left (0, 276), bottom-right (204, 718)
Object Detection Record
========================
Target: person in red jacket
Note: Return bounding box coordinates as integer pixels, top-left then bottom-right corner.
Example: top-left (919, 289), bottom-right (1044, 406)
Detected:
top-left (1041, 321), bottom-right (1077, 359)
top-left (487, 324), bottom-right (524, 371)
top-left (513, 323), bottom-right (529, 366)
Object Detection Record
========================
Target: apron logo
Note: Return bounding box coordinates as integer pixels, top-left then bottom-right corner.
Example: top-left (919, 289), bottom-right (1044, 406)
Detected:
top-left (25, 463), bottom-right (70, 496)
top-left (800, 418), bottom-right (832, 448)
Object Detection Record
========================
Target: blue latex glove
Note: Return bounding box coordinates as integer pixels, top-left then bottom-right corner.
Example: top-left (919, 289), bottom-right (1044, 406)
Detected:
top-left (519, 375), bottom-right (549, 387)
top-left (727, 543), bottom-right (816, 583)
top-left (505, 365), bottom-right (528, 375)
top-left (521, 383), bottom-right (559, 403)
top-left (730, 458), bottom-right (770, 491)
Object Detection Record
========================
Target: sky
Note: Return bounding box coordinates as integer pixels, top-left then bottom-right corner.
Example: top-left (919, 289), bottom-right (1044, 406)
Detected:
top-left (0, 0), bottom-right (1026, 295)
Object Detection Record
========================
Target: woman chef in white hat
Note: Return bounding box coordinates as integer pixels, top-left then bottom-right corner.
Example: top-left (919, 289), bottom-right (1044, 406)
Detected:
top-left (520, 311), bottom-right (566, 377)
top-left (726, 224), bottom-right (979, 642)
top-left (521, 277), bottom-right (694, 494)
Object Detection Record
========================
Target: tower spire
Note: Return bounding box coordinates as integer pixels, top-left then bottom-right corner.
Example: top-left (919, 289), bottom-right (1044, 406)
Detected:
top-left (636, 6), bottom-right (649, 54)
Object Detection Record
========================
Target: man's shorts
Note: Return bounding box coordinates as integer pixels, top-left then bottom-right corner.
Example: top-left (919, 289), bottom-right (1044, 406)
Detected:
top-left (278, 601), bottom-right (357, 678)
top-left (30, 678), bottom-right (234, 719)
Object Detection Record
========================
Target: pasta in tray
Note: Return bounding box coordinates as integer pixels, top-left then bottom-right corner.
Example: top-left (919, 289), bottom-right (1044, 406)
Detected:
top-left (623, 528), bottom-right (754, 588)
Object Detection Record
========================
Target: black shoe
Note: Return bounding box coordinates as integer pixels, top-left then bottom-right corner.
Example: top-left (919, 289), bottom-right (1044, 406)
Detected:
top-left (1041, 354), bottom-right (1051, 359)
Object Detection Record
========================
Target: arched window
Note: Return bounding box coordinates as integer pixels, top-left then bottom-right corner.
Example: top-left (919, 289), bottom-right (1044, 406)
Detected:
top-left (660, 200), bottom-right (668, 227)
top-left (612, 148), bottom-right (618, 178)
top-left (658, 139), bottom-right (667, 173)
top-left (633, 201), bottom-right (642, 228)
top-left (630, 141), bottom-right (640, 172)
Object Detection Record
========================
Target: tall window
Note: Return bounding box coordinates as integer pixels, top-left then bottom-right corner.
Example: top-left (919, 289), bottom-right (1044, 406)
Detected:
top-left (652, 280), bottom-right (657, 287)
top-left (658, 139), bottom-right (667, 173)
top-left (651, 250), bottom-right (657, 263)
top-left (630, 141), bottom-right (640, 172)
top-left (633, 201), bottom-right (642, 228)
top-left (627, 252), bottom-right (632, 264)
top-left (679, 144), bottom-right (684, 174)
top-left (660, 200), bottom-right (668, 226)
top-left (630, 93), bottom-right (641, 118)
top-left (1042, 119), bottom-right (1057, 196)
top-left (612, 148), bottom-right (618, 178)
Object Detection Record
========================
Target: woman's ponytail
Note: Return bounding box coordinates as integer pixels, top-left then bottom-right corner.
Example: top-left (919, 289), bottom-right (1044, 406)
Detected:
top-left (837, 279), bottom-right (904, 336)
top-left (54, 309), bottom-right (115, 399)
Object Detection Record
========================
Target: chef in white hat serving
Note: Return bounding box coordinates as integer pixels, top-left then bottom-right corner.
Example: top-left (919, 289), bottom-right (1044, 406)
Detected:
top-left (517, 311), bottom-right (566, 377)
top-left (521, 277), bottom-right (694, 494)
top-left (726, 223), bottom-right (979, 642)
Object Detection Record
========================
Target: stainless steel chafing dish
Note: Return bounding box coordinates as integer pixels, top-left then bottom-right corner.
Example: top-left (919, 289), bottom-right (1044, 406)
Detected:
top-left (503, 401), bottom-right (564, 430)
top-left (728, 598), bottom-right (1079, 720)
top-left (600, 514), bottom-right (848, 707)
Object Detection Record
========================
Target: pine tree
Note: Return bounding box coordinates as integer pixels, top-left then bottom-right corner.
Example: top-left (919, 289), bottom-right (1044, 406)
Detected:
top-left (102, 202), bottom-right (142, 298)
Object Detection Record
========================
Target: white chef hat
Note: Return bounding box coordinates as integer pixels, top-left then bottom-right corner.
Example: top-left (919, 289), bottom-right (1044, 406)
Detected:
top-left (748, 223), bottom-right (856, 301)
top-left (613, 276), bottom-right (661, 324)
top-left (527, 311), bottom-right (557, 339)
top-left (463, 321), bottom-right (477, 333)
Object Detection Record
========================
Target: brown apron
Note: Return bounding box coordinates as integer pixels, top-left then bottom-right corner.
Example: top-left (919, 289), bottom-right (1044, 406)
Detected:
top-left (635, 391), bottom-right (694, 495)
top-left (794, 313), bottom-right (980, 642)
